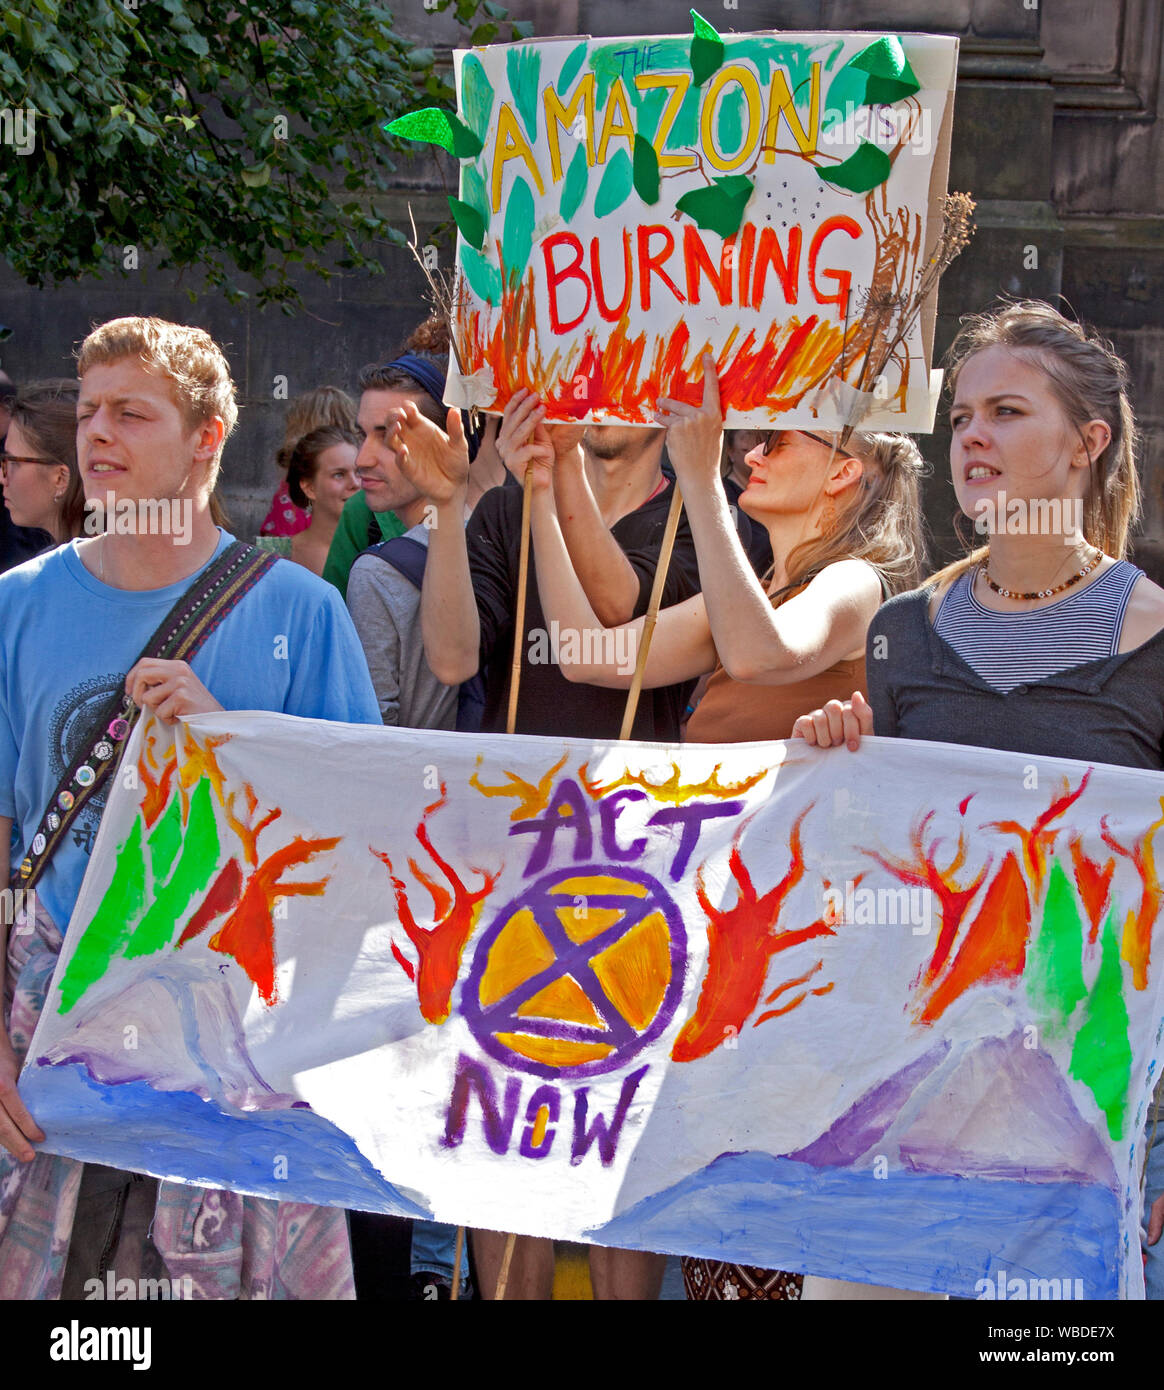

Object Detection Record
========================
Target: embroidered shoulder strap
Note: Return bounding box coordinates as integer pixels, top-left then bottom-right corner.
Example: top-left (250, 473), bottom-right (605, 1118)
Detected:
top-left (17, 541), bottom-right (275, 889)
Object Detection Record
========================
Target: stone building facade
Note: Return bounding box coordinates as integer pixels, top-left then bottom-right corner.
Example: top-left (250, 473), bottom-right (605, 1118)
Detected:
top-left (1, 0), bottom-right (1159, 570)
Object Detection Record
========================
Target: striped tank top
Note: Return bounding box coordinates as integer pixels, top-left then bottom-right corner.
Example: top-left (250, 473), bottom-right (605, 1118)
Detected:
top-left (933, 560), bottom-right (1142, 694)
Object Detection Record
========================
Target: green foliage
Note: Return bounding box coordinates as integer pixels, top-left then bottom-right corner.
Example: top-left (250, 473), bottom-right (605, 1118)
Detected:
top-left (689, 9), bottom-right (724, 87)
top-left (0, 0), bottom-right (520, 311)
top-left (676, 173), bottom-right (753, 238)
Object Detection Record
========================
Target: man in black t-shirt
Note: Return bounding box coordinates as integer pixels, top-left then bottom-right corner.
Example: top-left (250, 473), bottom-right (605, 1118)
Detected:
top-left (400, 405), bottom-right (701, 742)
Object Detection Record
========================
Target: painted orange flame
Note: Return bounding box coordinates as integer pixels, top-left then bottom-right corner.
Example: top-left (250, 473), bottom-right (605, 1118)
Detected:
top-left (222, 781), bottom-right (283, 869)
top-left (1100, 798), bottom-right (1164, 990)
top-left (138, 728), bottom-right (177, 830)
top-left (208, 835), bottom-right (341, 1005)
top-left (983, 771), bottom-right (1091, 903)
top-left (178, 728), bottom-right (232, 822)
top-left (915, 851), bottom-right (1031, 1025)
top-left (1068, 834), bottom-right (1116, 947)
top-left (455, 269), bottom-right (867, 423)
top-left (577, 759), bottom-right (769, 805)
top-left (753, 958), bottom-right (830, 1027)
top-left (866, 809), bottom-right (989, 989)
top-left (371, 785), bottom-right (500, 1024)
top-left (469, 753), bottom-right (568, 821)
top-left (671, 806), bottom-right (834, 1062)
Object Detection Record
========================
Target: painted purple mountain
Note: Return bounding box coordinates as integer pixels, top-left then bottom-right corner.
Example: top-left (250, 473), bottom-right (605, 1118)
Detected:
top-left (794, 1030), bottom-right (1117, 1189)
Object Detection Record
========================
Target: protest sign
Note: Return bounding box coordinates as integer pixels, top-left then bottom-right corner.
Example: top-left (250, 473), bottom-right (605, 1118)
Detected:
top-left (390, 23), bottom-right (959, 429)
top-left (24, 712), bottom-right (1163, 1297)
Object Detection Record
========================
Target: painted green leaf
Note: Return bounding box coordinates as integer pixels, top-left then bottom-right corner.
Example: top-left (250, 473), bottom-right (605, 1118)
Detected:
top-left (125, 781), bottom-right (220, 960)
top-left (1070, 909), bottom-right (1133, 1141)
top-left (240, 162), bottom-right (271, 188)
top-left (58, 819), bottom-right (146, 1014)
top-left (633, 133), bottom-right (660, 205)
top-left (818, 140), bottom-right (892, 193)
top-left (595, 147), bottom-right (635, 219)
top-left (147, 793), bottom-right (183, 883)
top-left (1026, 860), bottom-right (1087, 1032)
top-left (560, 141), bottom-right (589, 222)
top-left (676, 172), bottom-right (754, 238)
top-left (849, 34), bottom-right (921, 105)
top-left (459, 243), bottom-right (503, 305)
top-left (501, 175), bottom-right (535, 282)
top-left (384, 107), bottom-right (483, 159)
top-left (449, 196), bottom-right (486, 250)
top-left (462, 164), bottom-right (491, 229)
top-left (557, 40), bottom-right (589, 96)
top-left (689, 9), bottom-right (724, 87)
top-left (507, 45), bottom-right (542, 143)
top-left (460, 53), bottom-right (495, 143)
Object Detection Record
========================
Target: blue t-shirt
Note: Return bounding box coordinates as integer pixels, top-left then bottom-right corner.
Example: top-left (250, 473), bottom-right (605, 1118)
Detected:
top-left (0, 530), bottom-right (381, 931)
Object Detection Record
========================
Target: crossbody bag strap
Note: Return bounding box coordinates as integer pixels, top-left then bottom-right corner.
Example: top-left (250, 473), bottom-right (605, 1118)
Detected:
top-left (16, 541), bottom-right (276, 890)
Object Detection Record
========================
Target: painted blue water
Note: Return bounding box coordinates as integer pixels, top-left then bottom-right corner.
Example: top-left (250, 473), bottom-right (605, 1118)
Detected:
top-left (25, 1062), bottom-right (432, 1219)
top-left (587, 1151), bottom-right (1121, 1298)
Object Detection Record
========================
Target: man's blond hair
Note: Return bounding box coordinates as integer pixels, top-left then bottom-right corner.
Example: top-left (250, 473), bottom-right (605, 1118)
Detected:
top-left (77, 317), bottom-right (238, 486)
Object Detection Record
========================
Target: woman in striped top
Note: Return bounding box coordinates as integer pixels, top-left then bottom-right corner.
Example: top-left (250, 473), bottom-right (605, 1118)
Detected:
top-left (794, 299), bottom-right (1164, 1298)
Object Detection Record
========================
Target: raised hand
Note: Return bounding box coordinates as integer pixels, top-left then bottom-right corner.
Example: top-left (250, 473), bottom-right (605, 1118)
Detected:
top-left (388, 404), bottom-right (470, 505)
top-left (791, 690), bottom-right (873, 751)
top-left (656, 353), bottom-right (724, 489)
top-left (496, 389), bottom-right (554, 491)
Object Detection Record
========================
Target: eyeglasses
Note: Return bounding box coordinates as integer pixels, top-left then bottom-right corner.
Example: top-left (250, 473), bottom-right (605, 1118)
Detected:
top-left (761, 428), bottom-right (838, 456)
top-left (0, 452), bottom-right (56, 478)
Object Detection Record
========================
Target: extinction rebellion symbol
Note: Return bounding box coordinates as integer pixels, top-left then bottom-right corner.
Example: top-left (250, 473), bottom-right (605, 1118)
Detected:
top-left (461, 865), bottom-right (687, 1080)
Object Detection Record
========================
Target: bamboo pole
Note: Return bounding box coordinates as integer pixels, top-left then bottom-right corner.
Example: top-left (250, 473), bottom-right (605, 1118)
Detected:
top-left (450, 1224), bottom-right (465, 1301)
top-left (490, 468), bottom-right (536, 1299)
top-left (494, 1230), bottom-right (518, 1300)
top-left (618, 483), bottom-right (685, 742)
top-left (506, 468), bottom-right (535, 736)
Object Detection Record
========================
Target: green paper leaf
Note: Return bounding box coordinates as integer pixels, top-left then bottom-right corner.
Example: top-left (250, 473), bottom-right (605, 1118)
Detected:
top-left (460, 53), bottom-right (495, 142)
top-left (557, 40), bottom-right (588, 96)
top-left (384, 107), bottom-right (483, 158)
top-left (560, 141), bottom-right (589, 222)
top-left (818, 140), bottom-right (892, 193)
top-left (689, 9), bottom-right (724, 87)
top-left (676, 172), bottom-right (753, 237)
top-left (241, 162), bottom-right (271, 188)
top-left (501, 175), bottom-right (535, 281)
top-left (595, 147), bottom-right (635, 219)
top-left (849, 35), bottom-right (920, 104)
top-left (507, 45), bottom-right (542, 143)
top-left (633, 133), bottom-right (660, 205)
top-left (448, 195), bottom-right (486, 250)
top-left (459, 243), bottom-right (503, 305)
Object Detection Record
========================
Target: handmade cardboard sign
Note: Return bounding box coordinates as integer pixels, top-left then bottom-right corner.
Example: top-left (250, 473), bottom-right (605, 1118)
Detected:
top-left (23, 712), bottom-right (1164, 1298)
top-left (390, 25), bottom-right (959, 429)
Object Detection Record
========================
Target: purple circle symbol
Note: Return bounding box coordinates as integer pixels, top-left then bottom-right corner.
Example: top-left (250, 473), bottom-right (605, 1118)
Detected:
top-left (462, 864), bottom-right (687, 1080)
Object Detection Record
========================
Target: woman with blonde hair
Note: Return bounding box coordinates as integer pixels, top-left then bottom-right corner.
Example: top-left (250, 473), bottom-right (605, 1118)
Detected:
top-left (794, 299), bottom-right (1164, 1299)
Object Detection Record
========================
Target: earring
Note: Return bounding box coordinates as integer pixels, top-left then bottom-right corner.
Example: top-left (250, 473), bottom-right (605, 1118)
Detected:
top-left (821, 494), bottom-right (837, 536)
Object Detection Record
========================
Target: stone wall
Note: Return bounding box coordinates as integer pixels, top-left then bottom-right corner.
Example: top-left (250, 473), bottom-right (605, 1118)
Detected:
top-left (1, 0), bottom-right (1159, 570)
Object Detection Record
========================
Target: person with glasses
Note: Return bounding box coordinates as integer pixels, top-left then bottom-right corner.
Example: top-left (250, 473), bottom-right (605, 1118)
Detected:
top-left (1, 381), bottom-right (87, 548)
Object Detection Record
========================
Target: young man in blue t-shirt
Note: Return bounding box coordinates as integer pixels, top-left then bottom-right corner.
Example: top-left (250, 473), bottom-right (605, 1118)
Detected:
top-left (0, 316), bottom-right (380, 1299)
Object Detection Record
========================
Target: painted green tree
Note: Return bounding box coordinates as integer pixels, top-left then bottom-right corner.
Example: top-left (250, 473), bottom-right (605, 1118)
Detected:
top-left (0, 0), bottom-right (530, 310)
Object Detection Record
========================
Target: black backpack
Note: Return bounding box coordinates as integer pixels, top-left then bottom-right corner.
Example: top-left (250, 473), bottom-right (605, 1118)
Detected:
top-left (365, 536), bottom-right (485, 732)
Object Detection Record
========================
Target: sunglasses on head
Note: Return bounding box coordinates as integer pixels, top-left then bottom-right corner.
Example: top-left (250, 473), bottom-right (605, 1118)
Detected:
top-left (761, 428), bottom-right (838, 456)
